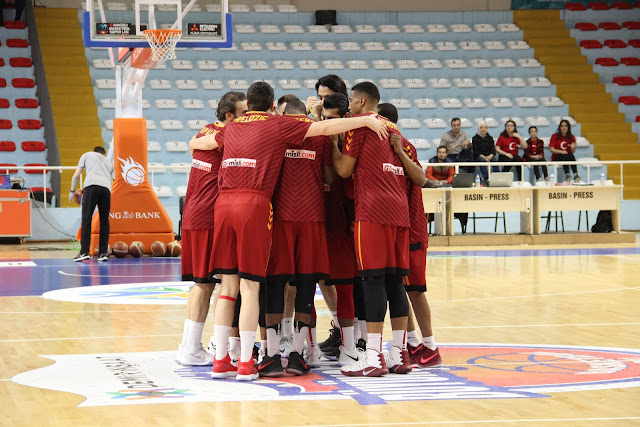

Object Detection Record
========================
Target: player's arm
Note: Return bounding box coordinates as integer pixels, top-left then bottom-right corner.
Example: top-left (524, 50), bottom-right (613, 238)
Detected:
top-left (68, 166), bottom-right (84, 202)
top-left (331, 139), bottom-right (356, 178)
top-left (323, 166), bottom-right (336, 185)
top-left (189, 133), bottom-right (218, 154)
top-left (390, 134), bottom-right (426, 187)
top-left (306, 116), bottom-right (388, 140)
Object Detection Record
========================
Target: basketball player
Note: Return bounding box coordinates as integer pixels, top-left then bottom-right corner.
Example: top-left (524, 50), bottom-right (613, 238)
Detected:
top-left (306, 74), bottom-right (347, 122)
top-left (208, 82), bottom-right (388, 381)
top-left (176, 91), bottom-right (247, 366)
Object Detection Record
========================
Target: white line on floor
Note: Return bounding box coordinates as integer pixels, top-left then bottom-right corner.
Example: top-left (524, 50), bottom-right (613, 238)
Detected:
top-left (288, 417), bottom-right (640, 426)
top-left (57, 270), bottom-right (178, 278)
top-left (431, 286), bottom-right (640, 303)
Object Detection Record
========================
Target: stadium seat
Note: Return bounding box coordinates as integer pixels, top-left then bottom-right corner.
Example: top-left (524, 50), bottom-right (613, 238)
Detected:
top-left (474, 24), bottom-right (496, 32)
top-left (605, 39), bottom-right (627, 48)
top-left (429, 78), bottom-right (451, 88)
top-left (612, 1), bottom-right (633, 8)
top-left (619, 96), bottom-right (640, 104)
top-left (153, 186), bottom-right (173, 197)
top-left (526, 116), bottom-right (550, 126)
top-left (421, 59), bottom-right (443, 69)
top-left (0, 141), bottom-right (16, 151)
top-left (504, 77), bottom-right (526, 87)
top-left (484, 41), bottom-right (506, 50)
top-left (440, 98), bottom-right (463, 108)
top-left (580, 40), bottom-right (603, 49)
top-left (529, 77), bottom-right (552, 87)
top-left (427, 24), bottom-right (447, 33)
top-left (379, 78), bottom-right (402, 89)
top-left (279, 79), bottom-right (301, 89)
top-left (95, 79), bottom-right (116, 89)
top-left (165, 141), bottom-right (188, 152)
top-left (470, 59), bottom-right (491, 68)
top-left (9, 57), bottom-right (32, 67)
top-left (290, 42), bottom-right (311, 51)
top-left (17, 119), bottom-right (41, 129)
top-left (540, 96), bottom-right (565, 107)
top-left (175, 79), bottom-right (197, 90)
top-left (186, 120), bottom-right (208, 130)
top-left (149, 79), bottom-right (171, 89)
top-left (298, 60), bottom-right (319, 70)
top-left (248, 60), bottom-right (269, 70)
top-left (347, 60), bottom-right (369, 70)
top-left (508, 41), bottom-right (530, 50)
top-left (340, 42), bottom-right (360, 51)
top-left (623, 22), bottom-right (640, 30)
top-left (308, 25), bottom-right (329, 34)
top-left (234, 24), bottom-right (255, 33)
top-left (494, 58), bottom-right (516, 67)
top-left (397, 118), bottom-right (421, 129)
top-left (303, 79), bottom-right (317, 89)
top-left (451, 24), bottom-right (471, 33)
top-left (405, 78), bottom-right (426, 88)
top-left (474, 117), bottom-right (499, 127)
top-left (460, 118), bottom-right (473, 128)
top-left (518, 58), bottom-right (542, 68)
top-left (445, 59), bottom-right (467, 68)
top-left (460, 41), bottom-right (481, 50)
top-left (613, 76), bottom-right (637, 85)
top-left (588, 2), bottom-right (610, 9)
top-left (410, 139), bottom-right (430, 149)
top-left (501, 117), bottom-right (525, 127)
top-left (21, 141), bottom-right (46, 151)
top-left (490, 97), bottom-right (514, 108)
top-left (147, 141), bottom-right (161, 152)
top-left (403, 24), bottom-right (424, 33)
top-left (479, 77), bottom-right (501, 87)
top-left (4, 21), bottom-right (26, 29)
top-left (396, 59), bottom-right (418, 69)
top-left (155, 99), bottom-right (177, 109)
top-left (160, 120), bottom-right (184, 130)
top-left (595, 57), bottom-right (620, 66)
top-left (629, 39), bottom-right (640, 47)
top-left (99, 98), bottom-right (115, 109)
top-left (332, 25), bottom-right (353, 34)
top-left (24, 163), bottom-right (48, 174)
top-left (389, 99), bottom-right (411, 109)
top-left (552, 116), bottom-right (578, 126)
top-left (283, 25), bottom-right (304, 33)
top-left (266, 42), bottom-right (286, 51)
top-left (7, 39), bottom-right (28, 48)
top-left (372, 60), bottom-right (393, 69)
top-left (254, 4), bottom-right (273, 12)
top-left (0, 164), bottom-right (18, 173)
top-left (241, 42), bottom-right (262, 51)
top-left (497, 23), bottom-right (519, 32)
top-left (171, 60), bottom-right (192, 70)
top-left (414, 98), bottom-right (438, 109)
top-left (355, 25), bottom-right (376, 33)
top-left (92, 59), bottom-right (112, 69)
top-left (620, 57), bottom-right (640, 65)
top-left (170, 163), bottom-right (189, 174)
top-left (323, 60), bottom-right (344, 70)
top-left (454, 78), bottom-right (476, 87)
top-left (565, 2), bottom-right (587, 10)
top-left (363, 42), bottom-right (385, 51)
top-left (148, 163), bottom-right (167, 174)
top-left (0, 98), bottom-right (8, 108)
top-left (388, 42), bottom-right (409, 51)
top-left (464, 98), bottom-right (487, 108)
top-left (424, 118), bottom-right (447, 129)
top-left (575, 22), bottom-right (598, 31)
top-left (222, 60), bottom-right (243, 70)
top-left (412, 42), bottom-right (433, 51)
top-left (600, 22), bottom-right (622, 30)
top-left (227, 80), bottom-right (250, 89)
top-left (12, 78), bottom-right (35, 88)
top-left (0, 120), bottom-right (12, 129)
top-left (436, 41), bottom-right (457, 51)
top-left (15, 98), bottom-right (38, 108)
top-left (380, 25), bottom-right (400, 33)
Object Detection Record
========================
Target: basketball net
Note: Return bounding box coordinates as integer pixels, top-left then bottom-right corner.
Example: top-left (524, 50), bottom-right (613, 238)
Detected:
top-left (142, 29), bottom-right (182, 61)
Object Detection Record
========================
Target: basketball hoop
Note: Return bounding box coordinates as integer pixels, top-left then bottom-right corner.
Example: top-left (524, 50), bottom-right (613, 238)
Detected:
top-left (142, 29), bottom-right (182, 61)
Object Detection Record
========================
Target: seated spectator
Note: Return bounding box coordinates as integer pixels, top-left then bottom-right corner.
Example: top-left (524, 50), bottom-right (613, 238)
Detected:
top-left (549, 119), bottom-right (582, 183)
top-left (495, 119), bottom-right (527, 181)
top-left (426, 146), bottom-right (454, 186)
top-left (439, 117), bottom-right (474, 173)
top-left (524, 126), bottom-right (549, 183)
top-left (472, 122), bottom-right (499, 183)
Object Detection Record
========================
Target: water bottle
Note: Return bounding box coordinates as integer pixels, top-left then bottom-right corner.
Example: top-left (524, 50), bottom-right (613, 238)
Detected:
top-left (600, 172), bottom-right (606, 185)
top-left (475, 174), bottom-right (481, 188)
top-left (549, 173), bottom-right (555, 187)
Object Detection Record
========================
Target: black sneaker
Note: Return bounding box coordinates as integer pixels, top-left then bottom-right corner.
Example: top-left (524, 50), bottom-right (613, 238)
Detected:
top-left (319, 322), bottom-right (341, 351)
top-left (73, 253), bottom-right (90, 262)
top-left (285, 351), bottom-right (310, 375)
top-left (356, 338), bottom-right (367, 352)
top-left (322, 344), bottom-right (340, 361)
top-left (257, 353), bottom-right (284, 378)
top-left (98, 253), bottom-right (109, 262)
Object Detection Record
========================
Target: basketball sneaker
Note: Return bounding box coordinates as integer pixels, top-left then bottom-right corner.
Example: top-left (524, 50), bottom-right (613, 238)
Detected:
top-left (73, 252), bottom-right (90, 262)
top-left (385, 346), bottom-right (412, 374)
top-left (407, 343), bottom-right (424, 367)
top-left (279, 334), bottom-right (293, 358)
top-left (416, 346), bottom-right (443, 368)
top-left (341, 349), bottom-right (388, 377)
top-left (338, 345), bottom-right (362, 367)
top-left (236, 360), bottom-right (259, 381)
top-left (211, 353), bottom-right (238, 379)
top-left (306, 344), bottom-right (322, 368)
top-left (356, 338), bottom-right (367, 352)
top-left (179, 344), bottom-right (214, 366)
top-left (98, 253), bottom-right (108, 262)
top-left (257, 353), bottom-right (285, 378)
top-left (319, 322), bottom-right (341, 352)
top-left (285, 351), bottom-right (310, 375)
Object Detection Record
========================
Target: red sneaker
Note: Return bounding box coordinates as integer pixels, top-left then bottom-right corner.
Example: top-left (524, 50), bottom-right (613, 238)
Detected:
top-left (407, 343), bottom-right (424, 366)
top-left (341, 349), bottom-right (389, 377)
top-left (211, 353), bottom-right (237, 379)
top-left (236, 360), bottom-right (259, 381)
top-left (385, 345), bottom-right (412, 374)
top-left (417, 347), bottom-right (443, 368)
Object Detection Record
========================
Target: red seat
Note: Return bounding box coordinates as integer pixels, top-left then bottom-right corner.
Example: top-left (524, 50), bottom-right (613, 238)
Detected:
top-left (595, 57), bottom-right (620, 66)
top-left (613, 76), bottom-right (637, 85)
top-left (575, 22), bottom-right (599, 31)
top-left (619, 96), bottom-right (640, 104)
top-left (0, 99), bottom-right (9, 108)
top-left (623, 22), bottom-right (640, 30)
top-left (6, 39), bottom-right (29, 48)
top-left (0, 78), bottom-right (6, 88)
top-left (0, 58), bottom-right (4, 67)
top-left (24, 163), bottom-right (48, 174)
top-left (605, 39), bottom-right (628, 48)
top-left (9, 57), bottom-right (33, 67)
top-left (4, 21), bottom-right (26, 30)
top-left (589, 2), bottom-right (610, 9)
top-left (629, 39), bottom-right (640, 47)
top-left (12, 78), bottom-right (35, 88)
top-left (580, 39), bottom-right (604, 49)
top-left (636, 116), bottom-right (640, 122)
top-left (17, 119), bottom-right (42, 130)
top-left (0, 119), bottom-right (12, 129)
top-left (612, 1), bottom-right (634, 9)
top-left (621, 57), bottom-right (640, 65)
top-left (21, 141), bottom-right (46, 151)
top-left (565, 2), bottom-right (587, 10)
top-left (600, 22), bottom-right (623, 30)
top-left (0, 141), bottom-right (16, 152)
top-left (15, 98), bottom-right (38, 108)
top-left (0, 164), bottom-right (18, 174)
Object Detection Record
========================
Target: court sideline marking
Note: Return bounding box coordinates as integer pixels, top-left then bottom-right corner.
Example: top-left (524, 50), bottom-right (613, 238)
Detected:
top-left (288, 417), bottom-right (640, 426)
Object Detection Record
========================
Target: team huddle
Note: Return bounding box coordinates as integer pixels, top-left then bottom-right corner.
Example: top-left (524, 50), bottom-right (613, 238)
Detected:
top-left (177, 74), bottom-right (442, 381)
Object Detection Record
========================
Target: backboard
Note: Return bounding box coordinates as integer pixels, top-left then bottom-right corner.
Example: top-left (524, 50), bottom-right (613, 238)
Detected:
top-left (83, 0), bottom-right (231, 49)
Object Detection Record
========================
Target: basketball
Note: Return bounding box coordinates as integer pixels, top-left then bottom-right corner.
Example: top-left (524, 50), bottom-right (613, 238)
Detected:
top-left (151, 240), bottom-right (166, 257)
top-left (73, 189), bottom-right (83, 205)
top-left (167, 241), bottom-right (181, 257)
top-left (112, 241), bottom-right (128, 258)
top-left (93, 245), bottom-right (112, 256)
top-left (129, 241), bottom-right (144, 258)
top-left (125, 166), bottom-right (145, 186)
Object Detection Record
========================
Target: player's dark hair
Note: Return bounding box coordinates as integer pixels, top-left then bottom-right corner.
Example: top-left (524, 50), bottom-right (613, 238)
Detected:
top-left (351, 81), bottom-right (380, 104)
top-left (217, 91), bottom-right (246, 122)
top-left (283, 99), bottom-right (307, 115)
top-left (247, 81), bottom-right (274, 112)
top-left (277, 94), bottom-right (299, 108)
top-left (555, 119), bottom-right (573, 140)
top-left (451, 117), bottom-right (461, 124)
top-left (528, 126), bottom-right (538, 133)
top-left (500, 120), bottom-right (518, 138)
top-left (322, 93), bottom-right (349, 117)
top-left (93, 146), bottom-right (106, 154)
top-left (377, 103), bottom-right (398, 124)
top-left (315, 74), bottom-right (347, 96)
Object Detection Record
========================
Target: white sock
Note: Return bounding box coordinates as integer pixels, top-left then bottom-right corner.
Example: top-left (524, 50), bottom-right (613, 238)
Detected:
top-left (266, 326), bottom-right (281, 357)
top-left (293, 323), bottom-right (308, 353)
top-left (367, 333), bottom-right (382, 353)
top-left (392, 329), bottom-right (407, 350)
top-left (331, 311), bottom-right (340, 327)
top-left (180, 319), bottom-right (189, 347)
top-left (239, 331), bottom-right (256, 363)
top-left (341, 326), bottom-right (355, 351)
top-left (307, 327), bottom-right (316, 349)
top-left (229, 336), bottom-right (241, 357)
top-left (260, 339), bottom-right (267, 352)
top-left (360, 321), bottom-right (368, 340)
top-left (185, 320), bottom-right (205, 350)
top-left (407, 330), bottom-right (421, 347)
top-left (353, 318), bottom-right (361, 340)
top-left (422, 336), bottom-right (437, 351)
top-left (283, 317), bottom-right (293, 337)
top-left (214, 325), bottom-right (231, 360)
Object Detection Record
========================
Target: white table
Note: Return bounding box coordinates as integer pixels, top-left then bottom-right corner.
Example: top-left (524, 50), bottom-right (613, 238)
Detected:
top-left (421, 188), bottom-right (447, 235)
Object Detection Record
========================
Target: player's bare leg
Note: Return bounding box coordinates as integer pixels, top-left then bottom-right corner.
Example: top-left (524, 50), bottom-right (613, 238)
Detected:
top-left (212, 274), bottom-right (240, 379)
top-left (178, 283), bottom-right (215, 366)
top-left (407, 291), bottom-right (442, 367)
top-left (206, 284), bottom-right (222, 354)
top-left (280, 283), bottom-right (296, 355)
top-left (236, 278), bottom-right (260, 380)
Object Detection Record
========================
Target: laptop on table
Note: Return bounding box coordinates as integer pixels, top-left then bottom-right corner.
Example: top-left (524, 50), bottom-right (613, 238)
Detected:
top-left (488, 172), bottom-right (514, 188)
top-left (452, 173), bottom-right (475, 188)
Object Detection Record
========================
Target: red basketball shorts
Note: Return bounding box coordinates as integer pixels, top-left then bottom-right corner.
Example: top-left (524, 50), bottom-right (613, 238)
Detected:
top-left (181, 228), bottom-right (219, 284)
top-left (353, 221), bottom-right (409, 277)
top-left (267, 220), bottom-right (329, 282)
top-left (404, 242), bottom-right (427, 292)
top-left (210, 190), bottom-right (273, 283)
top-left (327, 233), bottom-right (357, 285)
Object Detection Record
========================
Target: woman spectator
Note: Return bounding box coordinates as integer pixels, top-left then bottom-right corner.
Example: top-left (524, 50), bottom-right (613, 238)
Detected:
top-left (549, 119), bottom-right (582, 183)
top-left (495, 120), bottom-right (527, 181)
top-left (524, 126), bottom-right (549, 183)
top-left (472, 122), bottom-right (498, 183)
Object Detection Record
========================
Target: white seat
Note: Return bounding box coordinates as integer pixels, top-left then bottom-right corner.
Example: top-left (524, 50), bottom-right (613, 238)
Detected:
top-left (95, 79), bottom-right (116, 89)
top-left (429, 78), bottom-right (452, 88)
top-left (291, 42), bottom-right (311, 51)
top-left (197, 60), bottom-right (218, 70)
top-left (142, 99), bottom-right (151, 109)
top-left (464, 98), bottom-right (487, 108)
top-left (353, 78), bottom-right (375, 85)
top-left (484, 41), bottom-right (506, 50)
top-left (298, 60), bottom-right (319, 70)
top-left (541, 137), bottom-right (551, 148)
top-left (436, 41), bottom-right (457, 51)
top-left (518, 58), bottom-right (541, 68)
top-left (283, 25), bottom-right (304, 34)
top-left (421, 59), bottom-right (443, 69)
top-left (451, 24), bottom-right (472, 33)
top-left (149, 79), bottom-right (172, 89)
top-left (501, 117), bottom-right (525, 127)
top-left (315, 42), bottom-right (336, 51)
top-left (308, 25), bottom-right (329, 33)
top-left (363, 42), bottom-right (385, 51)
top-left (389, 98), bottom-right (411, 109)
top-left (201, 80), bottom-right (224, 90)
top-left (222, 60), bottom-right (243, 70)
top-left (99, 99), bottom-right (115, 109)
top-left (355, 24), bottom-right (376, 33)
top-left (171, 60), bottom-right (192, 70)
top-left (265, 42), bottom-right (286, 51)
top-left (414, 98), bottom-right (437, 109)
top-left (526, 116), bottom-right (551, 126)
top-left (234, 24), bottom-right (255, 33)
top-left (474, 117), bottom-right (499, 128)
top-left (541, 97), bottom-right (565, 107)
top-left (404, 78), bottom-right (426, 88)
top-left (396, 59), bottom-right (418, 69)
top-left (454, 78), bottom-right (476, 88)
top-left (165, 141), bottom-right (188, 152)
top-left (575, 137), bottom-right (590, 147)
top-left (479, 77), bottom-right (501, 87)
top-left (92, 59), bottom-right (112, 69)
top-left (106, 2), bottom-right (127, 11)
top-left (247, 60), bottom-right (268, 70)
top-left (498, 23), bottom-right (520, 32)
top-left (187, 119), bottom-right (209, 130)
top-left (322, 60), bottom-right (344, 70)
top-left (182, 99), bottom-right (205, 109)
top-left (153, 62), bottom-right (167, 69)
top-left (470, 59), bottom-right (491, 68)
top-left (230, 4), bottom-right (250, 12)
top-left (260, 25), bottom-right (280, 33)
top-left (241, 42), bottom-right (262, 51)
top-left (440, 98), bottom-right (463, 109)
top-left (340, 42), bottom-right (360, 51)
top-left (459, 41), bottom-right (481, 50)
top-left (303, 79), bottom-right (317, 89)
top-left (460, 118), bottom-right (473, 128)
top-left (490, 98), bottom-right (514, 108)
top-left (146, 120), bottom-right (156, 130)
top-left (160, 120), bottom-right (184, 130)
top-left (494, 58), bottom-right (516, 68)
top-left (379, 78), bottom-right (402, 89)
top-left (427, 24), bottom-right (447, 33)
top-left (372, 60), bottom-right (393, 70)
top-left (503, 77), bottom-right (526, 88)
top-left (205, 3), bottom-right (221, 12)
top-left (170, 163), bottom-right (190, 174)
top-left (347, 60), bottom-right (369, 70)
top-left (155, 99), bottom-right (178, 109)
top-left (218, 43), bottom-right (237, 51)
top-left (445, 59), bottom-right (467, 69)
top-left (278, 4), bottom-right (297, 12)
top-left (148, 162), bottom-right (167, 174)
top-left (410, 139), bottom-right (430, 149)
top-left (577, 156), bottom-right (600, 167)
top-left (253, 79), bottom-right (275, 88)
top-left (153, 186), bottom-right (173, 198)
top-left (551, 116), bottom-right (577, 126)
top-left (474, 24), bottom-right (496, 32)
top-left (147, 141), bottom-right (161, 152)
top-left (398, 118), bottom-right (421, 129)
top-left (528, 77), bottom-right (551, 87)
top-left (424, 118), bottom-right (447, 129)
top-left (253, 4), bottom-right (273, 12)
top-left (508, 40), bottom-right (530, 50)
top-left (208, 99), bottom-right (219, 109)
top-left (279, 79), bottom-right (301, 90)
top-left (411, 41), bottom-right (433, 51)
top-left (332, 25), bottom-right (352, 33)
top-left (432, 138), bottom-right (442, 148)
top-left (273, 60), bottom-right (293, 70)
top-left (403, 24), bottom-right (424, 33)
top-left (387, 42), bottom-right (409, 51)
top-left (227, 80), bottom-right (250, 90)
top-left (380, 25), bottom-right (400, 33)
top-left (515, 97), bottom-right (539, 108)
top-left (175, 79), bottom-right (198, 90)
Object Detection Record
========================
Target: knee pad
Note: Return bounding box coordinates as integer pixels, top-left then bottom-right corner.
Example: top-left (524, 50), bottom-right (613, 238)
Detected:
top-left (362, 276), bottom-right (387, 322)
top-left (293, 277), bottom-right (315, 315)
top-left (353, 276), bottom-right (366, 320)
top-left (265, 277), bottom-right (286, 314)
top-left (231, 294), bottom-right (242, 328)
top-left (386, 275), bottom-right (409, 318)
top-left (336, 284), bottom-right (354, 319)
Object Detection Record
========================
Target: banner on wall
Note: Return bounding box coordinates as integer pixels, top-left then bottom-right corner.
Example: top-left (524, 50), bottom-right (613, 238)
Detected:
top-left (511, 0), bottom-right (620, 9)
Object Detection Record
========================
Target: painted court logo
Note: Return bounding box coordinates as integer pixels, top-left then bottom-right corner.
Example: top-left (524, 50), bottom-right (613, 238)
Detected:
top-left (118, 156), bottom-right (146, 186)
top-left (11, 344), bottom-right (640, 407)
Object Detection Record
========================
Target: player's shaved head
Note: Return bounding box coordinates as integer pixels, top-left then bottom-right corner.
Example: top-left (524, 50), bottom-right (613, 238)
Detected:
top-left (351, 82), bottom-right (380, 104)
top-left (377, 103), bottom-right (398, 124)
top-left (283, 99), bottom-right (307, 115)
top-left (247, 81), bottom-right (274, 112)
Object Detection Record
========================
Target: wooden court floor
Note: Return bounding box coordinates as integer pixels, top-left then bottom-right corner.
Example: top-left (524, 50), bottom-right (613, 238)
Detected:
top-left (1, 241), bottom-right (639, 426)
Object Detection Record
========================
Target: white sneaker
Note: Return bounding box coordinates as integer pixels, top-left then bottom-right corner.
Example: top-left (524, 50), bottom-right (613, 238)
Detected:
top-left (175, 344), bottom-right (184, 363)
top-left (206, 338), bottom-right (216, 355)
top-left (279, 334), bottom-right (293, 358)
top-left (338, 345), bottom-right (362, 367)
top-left (307, 345), bottom-right (322, 368)
top-left (384, 345), bottom-right (412, 374)
top-left (341, 348), bottom-right (388, 377)
top-left (178, 344), bottom-right (214, 366)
